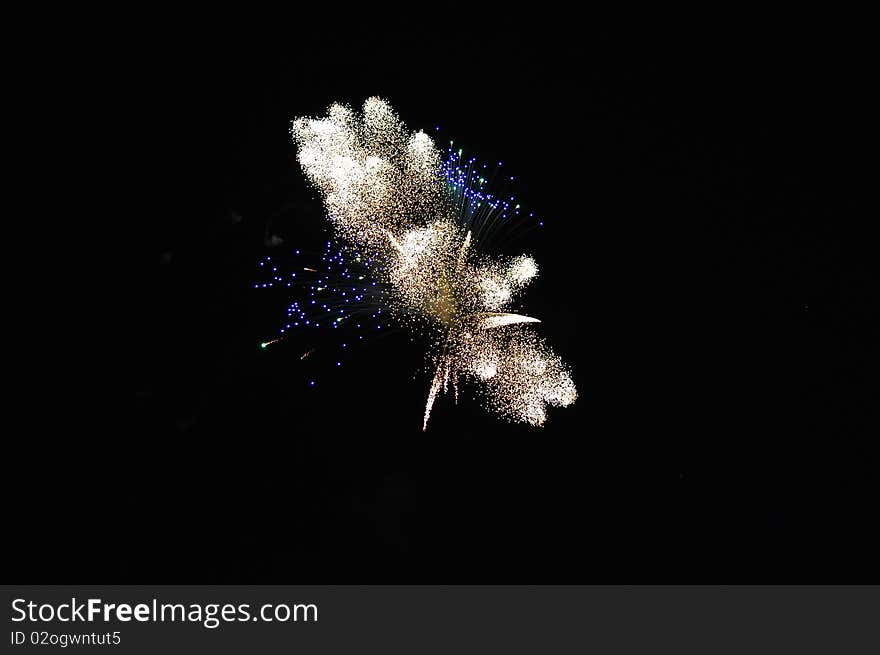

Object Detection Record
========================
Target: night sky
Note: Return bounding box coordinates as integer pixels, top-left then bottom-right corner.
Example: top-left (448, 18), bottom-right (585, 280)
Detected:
top-left (12, 26), bottom-right (874, 581)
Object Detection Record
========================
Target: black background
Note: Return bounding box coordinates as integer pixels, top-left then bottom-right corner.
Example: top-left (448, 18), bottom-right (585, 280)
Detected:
top-left (9, 21), bottom-right (875, 581)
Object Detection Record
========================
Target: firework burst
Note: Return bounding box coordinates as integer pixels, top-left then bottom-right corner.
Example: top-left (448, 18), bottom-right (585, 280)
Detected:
top-left (273, 97), bottom-right (576, 429)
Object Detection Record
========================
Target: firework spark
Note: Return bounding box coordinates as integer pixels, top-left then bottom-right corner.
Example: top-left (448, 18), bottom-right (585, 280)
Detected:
top-left (289, 98), bottom-right (576, 429)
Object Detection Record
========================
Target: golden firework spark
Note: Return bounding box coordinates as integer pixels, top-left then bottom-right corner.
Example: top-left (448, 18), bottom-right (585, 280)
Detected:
top-left (291, 98), bottom-right (576, 429)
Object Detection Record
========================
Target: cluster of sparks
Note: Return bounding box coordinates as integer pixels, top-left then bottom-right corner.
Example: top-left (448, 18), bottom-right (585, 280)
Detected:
top-left (274, 97), bottom-right (575, 429)
top-left (255, 245), bottom-right (387, 336)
